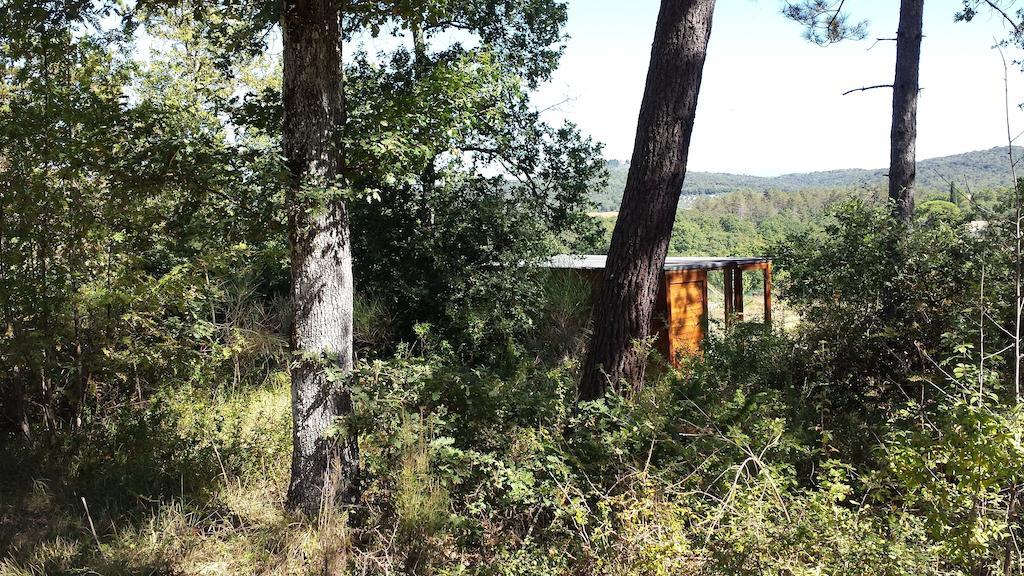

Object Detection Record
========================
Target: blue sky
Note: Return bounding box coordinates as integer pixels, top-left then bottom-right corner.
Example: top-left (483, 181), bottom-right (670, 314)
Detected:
top-left (534, 0), bottom-right (1024, 176)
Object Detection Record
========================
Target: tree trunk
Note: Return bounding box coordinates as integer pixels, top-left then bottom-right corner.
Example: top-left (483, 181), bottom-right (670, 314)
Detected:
top-left (579, 0), bottom-right (716, 400)
top-left (282, 0), bottom-right (359, 517)
top-left (889, 0), bottom-right (923, 223)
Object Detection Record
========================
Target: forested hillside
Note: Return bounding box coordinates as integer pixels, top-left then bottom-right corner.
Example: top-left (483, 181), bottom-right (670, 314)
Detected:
top-left (589, 182), bottom-right (998, 258)
top-left (591, 146), bottom-right (1020, 210)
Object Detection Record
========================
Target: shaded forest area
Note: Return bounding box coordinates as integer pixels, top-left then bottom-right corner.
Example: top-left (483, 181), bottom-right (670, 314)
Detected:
top-left (4, 1), bottom-right (1024, 575)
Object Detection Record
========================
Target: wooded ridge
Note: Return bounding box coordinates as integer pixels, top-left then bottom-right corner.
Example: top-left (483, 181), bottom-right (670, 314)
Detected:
top-left (592, 146), bottom-right (1022, 210)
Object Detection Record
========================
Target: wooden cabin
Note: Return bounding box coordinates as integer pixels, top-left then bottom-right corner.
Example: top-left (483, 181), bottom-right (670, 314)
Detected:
top-left (543, 255), bottom-right (773, 362)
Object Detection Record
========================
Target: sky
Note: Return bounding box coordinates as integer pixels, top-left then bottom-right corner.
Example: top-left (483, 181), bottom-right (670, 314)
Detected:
top-left (533, 0), bottom-right (1024, 176)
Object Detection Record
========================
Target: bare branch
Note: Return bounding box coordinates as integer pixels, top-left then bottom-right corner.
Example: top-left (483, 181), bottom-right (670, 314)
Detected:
top-left (534, 95), bottom-right (575, 115)
top-left (998, 44), bottom-right (1023, 401)
top-left (842, 83), bottom-right (893, 96)
top-left (867, 37), bottom-right (898, 51)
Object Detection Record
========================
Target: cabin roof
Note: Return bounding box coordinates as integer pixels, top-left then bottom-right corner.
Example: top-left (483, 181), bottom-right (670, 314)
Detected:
top-left (543, 254), bottom-right (770, 271)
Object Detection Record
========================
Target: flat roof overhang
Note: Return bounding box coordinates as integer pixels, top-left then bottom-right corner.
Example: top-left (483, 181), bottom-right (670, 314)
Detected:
top-left (542, 254), bottom-right (770, 271)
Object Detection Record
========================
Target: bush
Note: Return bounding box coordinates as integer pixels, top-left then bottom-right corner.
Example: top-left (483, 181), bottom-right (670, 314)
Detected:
top-left (774, 201), bottom-right (987, 455)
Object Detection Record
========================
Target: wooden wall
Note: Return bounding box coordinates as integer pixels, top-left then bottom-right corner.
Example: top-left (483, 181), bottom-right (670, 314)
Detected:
top-left (660, 269), bottom-right (708, 360)
top-left (548, 261), bottom-right (772, 366)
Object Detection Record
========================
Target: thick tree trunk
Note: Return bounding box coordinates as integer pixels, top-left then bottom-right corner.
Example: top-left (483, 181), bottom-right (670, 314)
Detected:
top-left (579, 0), bottom-right (715, 400)
top-left (889, 0), bottom-right (923, 223)
top-left (282, 0), bottom-right (359, 517)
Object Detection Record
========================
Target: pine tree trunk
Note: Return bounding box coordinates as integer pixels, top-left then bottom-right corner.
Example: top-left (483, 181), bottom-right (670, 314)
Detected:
top-left (890, 0), bottom-right (923, 222)
top-left (579, 0), bottom-right (715, 400)
top-left (282, 0), bottom-right (359, 517)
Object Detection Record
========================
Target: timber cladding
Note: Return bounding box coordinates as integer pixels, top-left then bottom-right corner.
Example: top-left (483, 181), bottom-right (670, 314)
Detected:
top-left (543, 255), bottom-right (773, 365)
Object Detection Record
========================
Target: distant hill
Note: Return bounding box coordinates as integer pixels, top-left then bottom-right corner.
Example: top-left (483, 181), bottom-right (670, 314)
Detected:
top-left (591, 146), bottom-right (1021, 211)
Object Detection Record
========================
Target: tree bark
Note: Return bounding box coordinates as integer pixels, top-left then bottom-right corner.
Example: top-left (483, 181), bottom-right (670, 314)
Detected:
top-left (889, 0), bottom-right (923, 223)
top-left (579, 0), bottom-right (716, 400)
top-left (282, 0), bottom-right (359, 517)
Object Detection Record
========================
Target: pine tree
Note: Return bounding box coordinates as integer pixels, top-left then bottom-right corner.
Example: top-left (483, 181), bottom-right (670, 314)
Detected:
top-left (579, 0), bottom-right (716, 399)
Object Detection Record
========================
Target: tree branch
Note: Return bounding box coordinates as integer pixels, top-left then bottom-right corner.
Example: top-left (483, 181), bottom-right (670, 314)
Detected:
top-left (842, 83), bottom-right (893, 96)
top-left (827, 0), bottom-right (847, 33)
top-left (867, 37), bottom-right (898, 51)
top-left (984, 0), bottom-right (1023, 35)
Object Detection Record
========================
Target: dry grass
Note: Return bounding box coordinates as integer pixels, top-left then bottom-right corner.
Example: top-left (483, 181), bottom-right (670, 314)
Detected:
top-left (0, 427), bottom-right (457, 576)
top-left (0, 473), bottom-right (359, 576)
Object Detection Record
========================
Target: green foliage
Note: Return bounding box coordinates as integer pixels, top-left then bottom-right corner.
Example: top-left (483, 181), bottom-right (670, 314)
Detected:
top-left (918, 198), bottom-right (964, 225)
top-left (7, 1), bottom-right (1024, 574)
top-left (343, 44), bottom-right (604, 354)
top-left (2, 315), bottom-right (1015, 575)
top-left (782, 0), bottom-right (869, 45)
top-left (0, 1), bottom-right (289, 438)
top-left (0, 0), bottom-right (600, 436)
top-left (528, 270), bottom-right (595, 363)
top-left (670, 212), bottom-right (762, 255)
top-left (777, 201), bottom-right (987, 423)
top-left (883, 389), bottom-right (1024, 571)
top-left (591, 186), bottom-right (880, 257)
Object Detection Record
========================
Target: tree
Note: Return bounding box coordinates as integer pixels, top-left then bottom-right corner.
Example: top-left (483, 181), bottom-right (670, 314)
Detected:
top-left (784, 0), bottom-right (923, 223)
top-left (343, 55), bottom-right (603, 354)
top-left (0, 0), bottom-right (286, 446)
top-left (0, 2), bottom-right (119, 437)
top-left (890, 0), bottom-right (925, 222)
top-left (579, 0), bottom-right (716, 400)
top-left (280, 0), bottom-right (359, 516)
top-left (258, 0), bottom-right (600, 358)
top-left (275, 0), bottom-right (593, 513)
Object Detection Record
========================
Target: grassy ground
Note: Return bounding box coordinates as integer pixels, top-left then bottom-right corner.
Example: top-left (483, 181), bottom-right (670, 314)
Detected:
top-left (0, 382), bottom-right (358, 576)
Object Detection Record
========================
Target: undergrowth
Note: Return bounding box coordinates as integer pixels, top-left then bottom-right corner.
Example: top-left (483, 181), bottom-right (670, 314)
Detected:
top-left (2, 202), bottom-right (1020, 574)
top-left (0, 337), bottom-right (954, 575)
